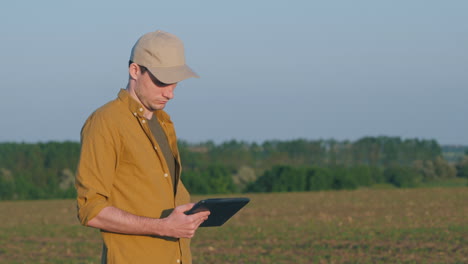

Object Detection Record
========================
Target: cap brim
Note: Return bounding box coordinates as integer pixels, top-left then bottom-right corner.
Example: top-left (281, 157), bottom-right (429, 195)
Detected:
top-left (148, 65), bottom-right (199, 84)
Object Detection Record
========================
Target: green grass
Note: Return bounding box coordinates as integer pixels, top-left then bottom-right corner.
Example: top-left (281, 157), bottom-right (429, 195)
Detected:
top-left (418, 178), bottom-right (468, 188)
top-left (0, 188), bottom-right (467, 263)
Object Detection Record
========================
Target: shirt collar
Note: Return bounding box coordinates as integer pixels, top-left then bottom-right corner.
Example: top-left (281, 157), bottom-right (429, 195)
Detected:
top-left (118, 89), bottom-right (146, 118)
top-left (117, 89), bottom-right (172, 123)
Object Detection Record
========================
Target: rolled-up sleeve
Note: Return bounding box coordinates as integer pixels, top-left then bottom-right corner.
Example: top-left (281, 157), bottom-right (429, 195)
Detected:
top-left (75, 111), bottom-right (120, 226)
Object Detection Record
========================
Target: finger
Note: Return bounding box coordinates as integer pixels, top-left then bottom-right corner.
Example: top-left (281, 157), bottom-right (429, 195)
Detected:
top-left (192, 218), bottom-right (208, 228)
top-left (194, 213), bottom-right (208, 226)
top-left (175, 203), bottom-right (196, 214)
top-left (181, 203), bottom-right (196, 210)
top-left (194, 210), bottom-right (210, 217)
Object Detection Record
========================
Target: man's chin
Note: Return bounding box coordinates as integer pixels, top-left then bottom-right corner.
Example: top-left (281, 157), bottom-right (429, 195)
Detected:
top-left (151, 104), bottom-right (167, 111)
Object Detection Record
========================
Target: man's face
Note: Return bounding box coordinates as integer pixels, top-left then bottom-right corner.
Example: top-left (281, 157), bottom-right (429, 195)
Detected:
top-left (134, 67), bottom-right (177, 112)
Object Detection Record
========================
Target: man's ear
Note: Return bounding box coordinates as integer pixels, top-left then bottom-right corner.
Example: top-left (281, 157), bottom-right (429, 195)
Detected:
top-left (128, 63), bottom-right (140, 80)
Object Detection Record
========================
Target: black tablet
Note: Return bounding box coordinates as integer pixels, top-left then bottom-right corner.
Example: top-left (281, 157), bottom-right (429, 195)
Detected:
top-left (184, 197), bottom-right (250, 227)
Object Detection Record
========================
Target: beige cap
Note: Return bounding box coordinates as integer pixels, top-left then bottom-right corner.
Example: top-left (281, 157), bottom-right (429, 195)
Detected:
top-left (129, 30), bottom-right (199, 84)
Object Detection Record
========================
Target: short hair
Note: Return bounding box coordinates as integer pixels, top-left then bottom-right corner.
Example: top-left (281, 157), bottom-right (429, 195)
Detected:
top-left (128, 60), bottom-right (170, 86)
top-left (128, 60), bottom-right (147, 73)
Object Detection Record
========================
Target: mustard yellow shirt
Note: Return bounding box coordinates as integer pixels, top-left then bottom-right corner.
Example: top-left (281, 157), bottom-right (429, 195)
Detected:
top-left (75, 89), bottom-right (192, 264)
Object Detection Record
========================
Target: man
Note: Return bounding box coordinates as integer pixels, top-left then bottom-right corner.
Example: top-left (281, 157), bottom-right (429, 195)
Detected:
top-left (75, 30), bottom-right (210, 264)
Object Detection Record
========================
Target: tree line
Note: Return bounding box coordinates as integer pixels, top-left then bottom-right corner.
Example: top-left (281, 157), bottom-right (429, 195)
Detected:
top-left (0, 136), bottom-right (466, 200)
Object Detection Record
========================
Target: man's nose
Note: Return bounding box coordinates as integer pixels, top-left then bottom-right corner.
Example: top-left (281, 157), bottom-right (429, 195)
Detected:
top-left (163, 86), bottom-right (175, 99)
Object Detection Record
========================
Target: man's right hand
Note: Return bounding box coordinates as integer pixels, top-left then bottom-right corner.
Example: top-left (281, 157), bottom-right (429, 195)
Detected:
top-left (160, 203), bottom-right (210, 238)
top-left (86, 204), bottom-right (209, 239)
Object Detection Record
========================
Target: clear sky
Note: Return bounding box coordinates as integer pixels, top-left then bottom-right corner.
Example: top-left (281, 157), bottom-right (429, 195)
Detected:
top-left (1, 0), bottom-right (467, 145)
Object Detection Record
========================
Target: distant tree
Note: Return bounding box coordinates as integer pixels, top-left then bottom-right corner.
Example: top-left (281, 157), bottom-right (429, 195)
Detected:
top-left (183, 165), bottom-right (236, 194)
top-left (433, 156), bottom-right (456, 178)
top-left (305, 167), bottom-right (333, 191)
top-left (455, 156), bottom-right (468, 178)
top-left (347, 166), bottom-right (374, 187)
top-left (384, 166), bottom-right (422, 188)
top-left (412, 160), bottom-right (437, 180)
top-left (413, 156), bottom-right (457, 181)
top-left (0, 168), bottom-right (15, 199)
top-left (330, 167), bottom-right (358, 190)
top-left (246, 165), bottom-right (300, 193)
top-left (233, 166), bottom-right (257, 192)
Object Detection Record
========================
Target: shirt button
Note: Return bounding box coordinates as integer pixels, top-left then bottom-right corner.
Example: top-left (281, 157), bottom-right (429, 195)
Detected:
top-left (164, 173), bottom-right (168, 178)
top-left (133, 112), bottom-right (137, 116)
top-left (176, 260), bottom-right (180, 263)
top-left (154, 146), bottom-right (157, 150)
top-left (141, 119), bottom-right (146, 124)
top-left (139, 107), bottom-right (143, 112)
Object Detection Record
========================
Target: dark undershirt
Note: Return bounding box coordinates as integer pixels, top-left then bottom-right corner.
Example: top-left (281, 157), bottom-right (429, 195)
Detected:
top-left (148, 114), bottom-right (176, 192)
